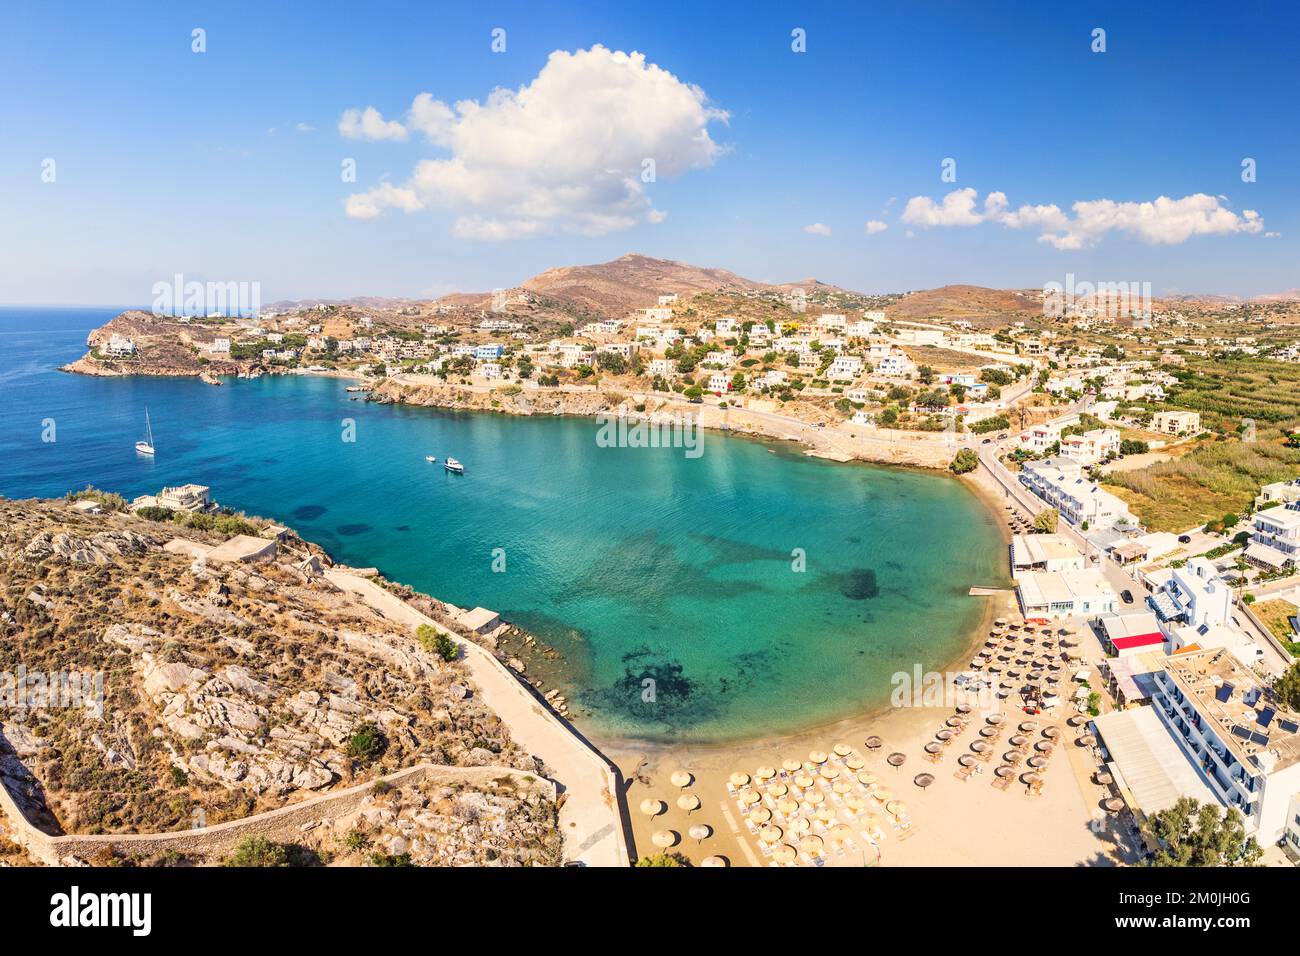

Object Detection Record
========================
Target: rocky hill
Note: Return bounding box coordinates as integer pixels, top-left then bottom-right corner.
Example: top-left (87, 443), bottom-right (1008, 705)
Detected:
top-left (0, 495), bottom-right (560, 866)
top-left (886, 285), bottom-right (1040, 325)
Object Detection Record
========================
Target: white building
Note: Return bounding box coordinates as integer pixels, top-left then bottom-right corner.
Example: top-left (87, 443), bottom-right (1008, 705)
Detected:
top-left (1060, 428), bottom-right (1120, 466)
top-left (1246, 507), bottom-right (1300, 571)
top-left (1009, 534), bottom-right (1085, 576)
top-left (103, 334), bottom-right (137, 356)
top-left (1257, 480), bottom-right (1300, 508)
top-left (1016, 568), bottom-right (1119, 620)
top-left (707, 372), bottom-right (732, 393)
top-left (874, 351), bottom-right (914, 378)
top-left (1152, 410), bottom-right (1201, 436)
top-left (1148, 557), bottom-right (1232, 631)
top-left (827, 355), bottom-right (865, 380)
top-left (1019, 456), bottom-right (1135, 530)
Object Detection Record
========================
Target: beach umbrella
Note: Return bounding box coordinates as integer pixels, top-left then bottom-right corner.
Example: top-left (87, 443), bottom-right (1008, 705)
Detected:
top-left (772, 844), bottom-right (798, 864)
top-left (924, 742), bottom-right (943, 755)
top-left (833, 780), bottom-right (853, 794)
top-left (1095, 772), bottom-right (1113, 786)
top-left (845, 756), bottom-right (865, 770)
top-left (777, 798), bottom-right (799, 816)
top-left (957, 703), bottom-right (972, 714)
top-left (759, 825), bottom-right (783, 844)
top-left (651, 829), bottom-right (678, 848)
top-left (748, 807), bottom-right (772, 825)
top-left (817, 808), bottom-right (838, 825)
top-left (677, 794), bottom-right (701, 813)
top-left (689, 824), bottom-right (712, 843)
top-left (789, 816), bottom-right (812, 834)
top-left (873, 787), bottom-right (894, 802)
top-left (995, 618), bottom-right (1008, 627)
top-left (808, 750), bottom-right (828, 765)
top-left (820, 766), bottom-right (840, 780)
top-left (1028, 756), bottom-right (1047, 769)
top-left (800, 834), bottom-right (825, 855)
top-left (1035, 741), bottom-right (1055, 753)
top-left (756, 765), bottom-right (777, 780)
top-left (1003, 751), bottom-right (1022, 764)
top-left (979, 726), bottom-right (998, 738)
top-left (1043, 726), bottom-right (1060, 739)
top-left (1000, 679), bottom-right (1015, 690)
top-left (739, 790), bottom-right (761, 806)
top-left (670, 770), bottom-right (694, 789)
top-left (987, 713), bottom-right (1006, 725)
top-left (640, 799), bottom-right (665, 817)
top-left (887, 752), bottom-right (907, 768)
top-left (834, 742), bottom-right (853, 757)
top-left (857, 771), bottom-right (877, 786)
top-left (936, 730), bottom-right (954, 741)
top-left (1009, 734), bottom-right (1028, 746)
top-left (794, 773), bottom-right (815, 789)
top-left (957, 755), bottom-right (976, 767)
top-left (830, 823), bottom-right (855, 843)
top-left (886, 800), bottom-right (907, 816)
top-left (971, 741), bottom-right (990, 753)
top-left (1068, 715), bottom-right (1088, 727)
top-left (913, 773), bottom-right (935, 789)
top-left (782, 759), bottom-right (803, 773)
top-left (1022, 773), bottom-right (1042, 786)
top-left (767, 782), bottom-right (789, 798)
top-left (1078, 734), bottom-right (1097, 747)
top-left (700, 855), bottom-right (728, 867)
top-left (845, 794), bottom-right (867, 812)
top-left (1019, 721), bottom-right (1036, 732)
top-left (995, 765), bottom-right (1014, 778)
top-left (1104, 797), bottom-right (1125, 813)
top-left (864, 736), bottom-right (883, 750)
top-left (946, 716), bottom-right (963, 727)
top-left (729, 772), bottom-right (750, 788)
top-left (804, 790), bottom-right (826, 806)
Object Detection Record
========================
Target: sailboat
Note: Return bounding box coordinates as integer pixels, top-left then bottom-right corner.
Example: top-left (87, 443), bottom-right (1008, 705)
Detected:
top-left (135, 408), bottom-right (156, 456)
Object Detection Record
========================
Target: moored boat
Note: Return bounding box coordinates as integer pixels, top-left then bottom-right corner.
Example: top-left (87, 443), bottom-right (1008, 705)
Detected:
top-left (443, 457), bottom-right (464, 474)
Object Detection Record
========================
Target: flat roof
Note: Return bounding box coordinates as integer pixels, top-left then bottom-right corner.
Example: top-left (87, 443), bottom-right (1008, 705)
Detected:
top-left (1256, 508), bottom-right (1300, 530)
top-left (1017, 568), bottom-right (1117, 609)
top-left (1093, 707), bottom-right (1219, 816)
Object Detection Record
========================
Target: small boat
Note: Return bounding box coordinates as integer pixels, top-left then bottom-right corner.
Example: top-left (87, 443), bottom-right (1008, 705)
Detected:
top-left (135, 408), bottom-right (156, 456)
top-left (443, 457), bottom-right (465, 474)
top-left (425, 455), bottom-right (437, 463)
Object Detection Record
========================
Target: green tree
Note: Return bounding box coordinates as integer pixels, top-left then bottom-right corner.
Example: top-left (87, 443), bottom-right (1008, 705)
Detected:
top-left (1274, 661), bottom-right (1300, 711)
top-left (1143, 798), bottom-right (1261, 867)
top-left (225, 837), bottom-right (289, 867)
top-left (949, 448), bottom-right (979, 475)
top-left (635, 851), bottom-right (692, 867)
top-left (346, 722), bottom-right (387, 765)
top-left (1033, 508), bottom-right (1059, 533)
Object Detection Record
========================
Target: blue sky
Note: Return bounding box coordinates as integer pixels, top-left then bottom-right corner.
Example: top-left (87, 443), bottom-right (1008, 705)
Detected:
top-left (1, 0), bottom-right (1296, 304)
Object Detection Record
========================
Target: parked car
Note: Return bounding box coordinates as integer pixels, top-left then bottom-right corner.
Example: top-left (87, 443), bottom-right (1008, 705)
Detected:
top-left (981, 438), bottom-right (992, 444)
top-left (1120, 589), bottom-right (1134, 604)
top-left (1178, 534), bottom-right (1192, 544)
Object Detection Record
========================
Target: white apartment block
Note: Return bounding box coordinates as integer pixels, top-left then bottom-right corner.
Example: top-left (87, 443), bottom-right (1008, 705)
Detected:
top-left (1246, 507), bottom-right (1300, 571)
top-left (1152, 410), bottom-right (1201, 436)
top-left (103, 334), bottom-right (137, 356)
top-left (1019, 456), bottom-right (1135, 530)
top-left (1060, 428), bottom-right (1121, 466)
top-left (1148, 557), bottom-right (1232, 631)
top-left (827, 355), bottom-right (865, 380)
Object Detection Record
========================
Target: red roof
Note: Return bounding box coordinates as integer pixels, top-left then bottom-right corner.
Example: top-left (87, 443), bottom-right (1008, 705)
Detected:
top-left (1110, 632), bottom-right (1164, 650)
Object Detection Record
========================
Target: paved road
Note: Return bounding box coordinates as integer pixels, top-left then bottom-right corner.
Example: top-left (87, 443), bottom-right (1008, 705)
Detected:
top-left (325, 570), bottom-right (631, 867)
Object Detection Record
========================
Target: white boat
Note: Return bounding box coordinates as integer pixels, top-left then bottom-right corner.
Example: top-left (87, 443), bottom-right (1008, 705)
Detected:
top-left (425, 455), bottom-right (437, 463)
top-left (135, 408), bottom-right (156, 456)
top-left (443, 457), bottom-right (464, 474)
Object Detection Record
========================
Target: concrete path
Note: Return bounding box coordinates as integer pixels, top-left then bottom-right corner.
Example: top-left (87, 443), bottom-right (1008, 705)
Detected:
top-left (324, 570), bottom-right (631, 867)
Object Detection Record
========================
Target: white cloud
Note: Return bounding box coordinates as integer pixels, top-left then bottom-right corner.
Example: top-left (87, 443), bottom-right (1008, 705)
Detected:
top-left (340, 45), bottom-right (727, 238)
top-left (803, 222), bottom-right (832, 236)
top-left (295, 122), bottom-right (316, 133)
top-left (1265, 231), bottom-right (1281, 238)
top-left (900, 188), bottom-right (1264, 249)
top-left (865, 219), bottom-right (888, 234)
top-left (338, 106), bottom-right (408, 141)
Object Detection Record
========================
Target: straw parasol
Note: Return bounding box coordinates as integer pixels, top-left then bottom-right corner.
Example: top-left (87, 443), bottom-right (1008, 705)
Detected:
top-left (946, 716), bottom-right (963, 728)
top-left (748, 807), bottom-right (772, 825)
top-left (957, 754), bottom-right (976, 767)
top-left (864, 736), bottom-right (883, 750)
top-left (834, 742), bottom-right (853, 757)
top-left (670, 770), bottom-right (694, 789)
top-left (794, 773), bottom-right (815, 789)
top-left (640, 798), bottom-right (665, 817)
top-left (800, 834), bottom-right (825, 855)
top-left (772, 844), bottom-right (797, 864)
top-left (845, 794), bottom-right (867, 812)
top-left (857, 771), bottom-right (878, 786)
top-left (740, 789), bottom-right (761, 806)
top-left (913, 773), bottom-right (935, 789)
top-left (936, 729), bottom-right (954, 741)
top-left (957, 703), bottom-right (973, 714)
top-left (995, 765), bottom-right (1014, 778)
top-left (874, 787), bottom-right (894, 802)
top-left (1022, 772), bottom-right (1041, 785)
top-left (886, 799), bottom-right (907, 816)
top-left (1068, 714), bottom-right (1088, 727)
top-left (756, 765), bottom-right (777, 781)
top-left (689, 824), bottom-right (712, 843)
top-left (1027, 756), bottom-right (1047, 769)
top-left (845, 756), bottom-right (865, 770)
top-left (804, 790), bottom-right (826, 806)
top-left (820, 765), bottom-right (840, 780)
top-left (971, 741), bottom-right (991, 753)
top-left (782, 759), bottom-right (803, 773)
top-left (1095, 771), bottom-right (1113, 786)
top-left (924, 742), bottom-right (943, 755)
top-left (1035, 740), bottom-right (1055, 753)
top-left (979, 726), bottom-right (998, 738)
top-left (759, 825), bottom-right (783, 844)
top-left (677, 794), bottom-right (701, 813)
top-left (700, 855), bottom-right (728, 867)
top-left (789, 816), bottom-right (811, 834)
top-left (767, 782), bottom-right (789, 798)
top-left (1078, 734), bottom-right (1097, 747)
top-left (777, 798), bottom-right (799, 816)
top-left (987, 713), bottom-right (1006, 725)
top-left (729, 772), bottom-right (751, 788)
top-left (1104, 797), bottom-right (1125, 813)
top-left (808, 750), bottom-right (828, 765)
top-left (833, 780), bottom-right (853, 794)
top-left (829, 823), bottom-right (855, 844)
top-left (652, 829), bottom-right (678, 848)
top-left (1043, 726), bottom-right (1060, 739)
top-left (887, 752), bottom-right (907, 768)
top-left (1019, 721), bottom-right (1036, 732)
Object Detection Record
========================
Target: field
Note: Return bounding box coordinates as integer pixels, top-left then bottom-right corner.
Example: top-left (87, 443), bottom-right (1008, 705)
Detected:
top-left (1101, 354), bottom-right (1300, 531)
top-left (1252, 598), bottom-right (1300, 649)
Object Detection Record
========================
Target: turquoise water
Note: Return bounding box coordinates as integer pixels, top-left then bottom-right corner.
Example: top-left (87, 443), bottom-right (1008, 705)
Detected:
top-left (0, 307), bottom-right (1006, 742)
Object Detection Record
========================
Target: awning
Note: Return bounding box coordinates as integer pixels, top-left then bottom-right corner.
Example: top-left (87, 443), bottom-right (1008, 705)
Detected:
top-left (1111, 632), bottom-right (1165, 651)
top-left (1150, 591), bottom-right (1182, 621)
top-left (1245, 541), bottom-right (1292, 569)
